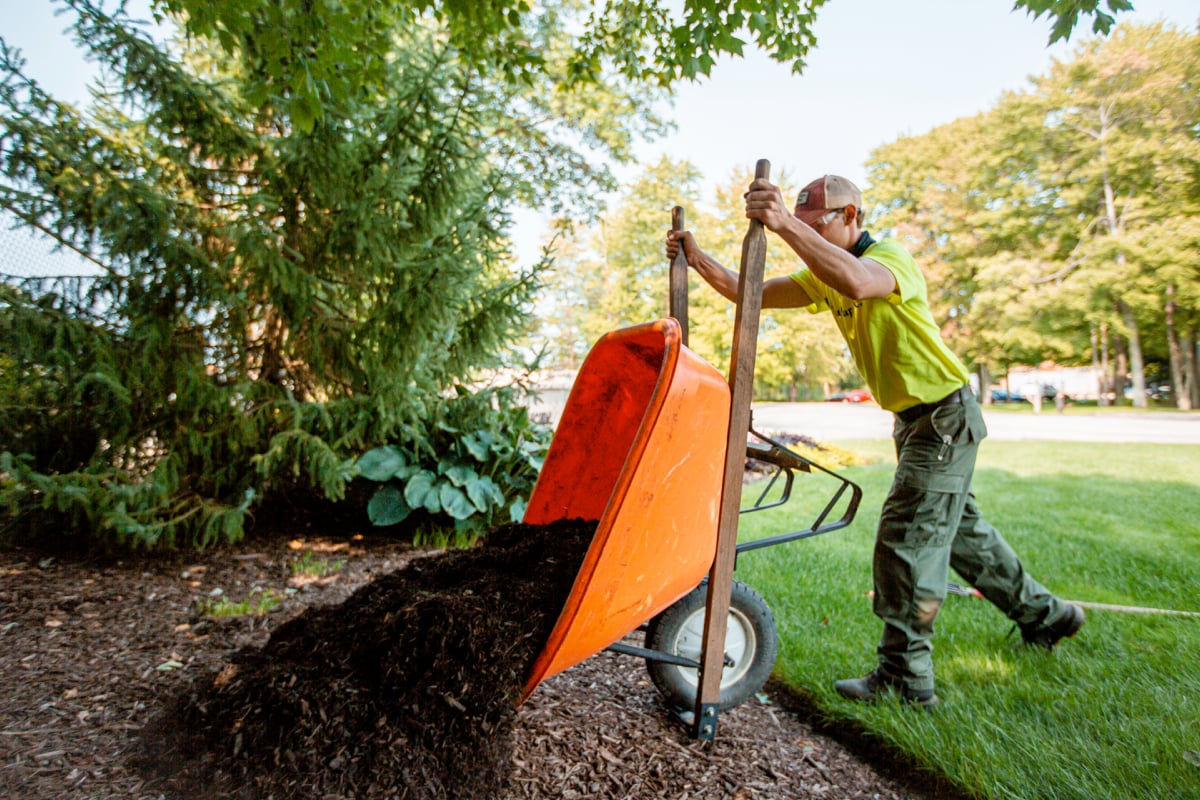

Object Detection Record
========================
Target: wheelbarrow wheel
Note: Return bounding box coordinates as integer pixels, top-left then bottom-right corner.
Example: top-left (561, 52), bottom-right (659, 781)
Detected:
top-left (644, 579), bottom-right (777, 711)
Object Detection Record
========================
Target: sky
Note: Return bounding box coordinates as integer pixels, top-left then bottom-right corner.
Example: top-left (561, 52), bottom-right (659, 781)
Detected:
top-left (2, 0), bottom-right (1197, 272)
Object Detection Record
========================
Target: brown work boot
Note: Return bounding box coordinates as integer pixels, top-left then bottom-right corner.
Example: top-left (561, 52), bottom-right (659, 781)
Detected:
top-left (1020, 603), bottom-right (1085, 650)
top-left (834, 670), bottom-right (939, 709)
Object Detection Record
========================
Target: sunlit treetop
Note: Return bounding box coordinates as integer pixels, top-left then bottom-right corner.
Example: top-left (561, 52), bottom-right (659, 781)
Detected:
top-left (153, 0), bottom-right (1133, 130)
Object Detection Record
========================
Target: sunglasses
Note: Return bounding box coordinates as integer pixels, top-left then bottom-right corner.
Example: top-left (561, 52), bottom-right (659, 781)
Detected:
top-left (811, 207), bottom-right (846, 230)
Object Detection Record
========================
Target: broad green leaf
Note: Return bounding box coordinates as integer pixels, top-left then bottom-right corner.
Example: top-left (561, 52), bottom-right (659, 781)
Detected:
top-left (405, 471), bottom-right (440, 514)
top-left (367, 485), bottom-right (412, 526)
top-left (509, 497), bottom-right (528, 523)
top-left (357, 446), bottom-right (408, 482)
top-left (441, 463), bottom-right (477, 487)
top-left (466, 475), bottom-right (504, 511)
top-left (439, 483), bottom-right (475, 520)
top-left (462, 431), bottom-right (492, 460)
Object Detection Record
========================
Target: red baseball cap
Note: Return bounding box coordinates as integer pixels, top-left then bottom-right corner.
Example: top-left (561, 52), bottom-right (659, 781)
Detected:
top-left (793, 175), bottom-right (862, 226)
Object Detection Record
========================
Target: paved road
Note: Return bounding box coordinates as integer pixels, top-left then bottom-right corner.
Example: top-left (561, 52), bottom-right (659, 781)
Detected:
top-left (749, 402), bottom-right (1200, 445)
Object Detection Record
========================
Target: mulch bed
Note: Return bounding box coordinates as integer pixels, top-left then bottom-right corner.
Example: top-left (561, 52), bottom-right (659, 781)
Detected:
top-left (1, 524), bottom-right (947, 799)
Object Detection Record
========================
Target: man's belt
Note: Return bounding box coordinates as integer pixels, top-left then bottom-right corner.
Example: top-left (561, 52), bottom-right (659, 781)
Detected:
top-left (896, 386), bottom-right (973, 424)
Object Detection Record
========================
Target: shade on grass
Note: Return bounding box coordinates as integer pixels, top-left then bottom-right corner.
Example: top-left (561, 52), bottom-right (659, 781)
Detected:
top-left (736, 440), bottom-right (1200, 800)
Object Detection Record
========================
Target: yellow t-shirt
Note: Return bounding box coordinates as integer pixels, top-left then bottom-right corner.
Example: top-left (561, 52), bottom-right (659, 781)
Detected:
top-left (788, 238), bottom-right (969, 413)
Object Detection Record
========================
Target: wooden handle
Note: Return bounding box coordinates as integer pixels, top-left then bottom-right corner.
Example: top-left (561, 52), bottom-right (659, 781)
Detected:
top-left (694, 159), bottom-right (770, 738)
top-left (669, 205), bottom-right (689, 347)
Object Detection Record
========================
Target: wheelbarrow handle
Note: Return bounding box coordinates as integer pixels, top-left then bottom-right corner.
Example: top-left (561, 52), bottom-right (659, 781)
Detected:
top-left (669, 206), bottom-right (689, 346)
top-left (695, 158), bottom-right (770, 740)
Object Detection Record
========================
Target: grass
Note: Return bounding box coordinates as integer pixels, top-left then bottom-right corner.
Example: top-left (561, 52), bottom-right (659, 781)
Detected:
top-left (290, 548), bottom-right (346, 577)
top-left (734, 440), bottom-right (1200, 800)
top-left (200, 588), bottom-right (283, 617)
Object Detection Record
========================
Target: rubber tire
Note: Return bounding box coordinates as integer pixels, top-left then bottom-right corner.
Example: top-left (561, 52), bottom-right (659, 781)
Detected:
top-left (644, 579), bottom-right (778, 711)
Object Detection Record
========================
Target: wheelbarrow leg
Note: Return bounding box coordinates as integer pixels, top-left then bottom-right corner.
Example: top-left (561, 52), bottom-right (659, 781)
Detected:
top-left (693, 159), bottom-right (770, 740)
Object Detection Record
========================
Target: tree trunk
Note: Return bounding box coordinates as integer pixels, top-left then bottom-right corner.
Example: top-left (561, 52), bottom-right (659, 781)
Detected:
top-left (1165, 284), bottom-right (1191, 410)
top-left (1187, 324), bottom-right (1199, 410)
top-left (1113, 331), bottom-right (1128, 407)
top-left (1099, 323), bottom-right (1111, 406)
top-left (977, 363), bottom-right (992, 405)
top-left (1119, 301), bottom-right (1147, 409)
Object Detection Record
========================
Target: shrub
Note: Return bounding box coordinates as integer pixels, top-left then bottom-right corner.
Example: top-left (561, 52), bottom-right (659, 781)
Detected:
top-left (356, 386), bottom-right (551, 546)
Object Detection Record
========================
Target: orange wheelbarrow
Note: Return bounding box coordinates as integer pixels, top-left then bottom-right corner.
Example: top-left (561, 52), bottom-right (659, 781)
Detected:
top-left (519, 160), bottom-right (861, 739)
top-left (518, 317), bottom-right (860, 732)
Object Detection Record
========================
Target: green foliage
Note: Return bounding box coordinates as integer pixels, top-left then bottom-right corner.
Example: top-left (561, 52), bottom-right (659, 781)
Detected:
top-left (3, 2), bottom-right (630, 550)
top-left (355, 386), bottom-right (550, 545)
top-left (159, 0), bottom-right (1131, 130)
top-left (1014, 0), bottom-right (1133, 44)
top-left (200, 588), bottom-right (283, 617)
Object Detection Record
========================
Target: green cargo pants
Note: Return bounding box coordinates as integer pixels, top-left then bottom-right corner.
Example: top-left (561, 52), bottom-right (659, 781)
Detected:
top-left (873, 396), bottom-right (1068, 692)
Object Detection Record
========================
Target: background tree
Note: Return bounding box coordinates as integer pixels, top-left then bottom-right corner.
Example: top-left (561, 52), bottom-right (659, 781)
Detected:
top-left (994, 21), bottom-right (1199, 407)
top-left (866, 21), bottom-right (1199, 408)
top-left (535, 157), bottom-right (704, 357)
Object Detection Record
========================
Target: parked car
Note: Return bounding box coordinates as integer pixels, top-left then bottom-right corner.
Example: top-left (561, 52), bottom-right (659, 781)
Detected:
top-left (989, 387), bottom-right (1024, 403)
top-left (1015, 383), bottom-right (1058, 401)
top-left (827, 389), bottom-right (874, 403)
top-left (1148, 384), bottom-right (1172, 400)
top-left (1127, 383), bottom-right (1172, 401)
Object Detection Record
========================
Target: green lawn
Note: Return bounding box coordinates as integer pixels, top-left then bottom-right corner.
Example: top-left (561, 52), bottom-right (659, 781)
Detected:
top-left (734, 440), bottom-right (1200, 800)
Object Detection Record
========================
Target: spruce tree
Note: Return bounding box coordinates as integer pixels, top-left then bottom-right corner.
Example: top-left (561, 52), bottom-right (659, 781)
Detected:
top-left (0, 3), bottom-right (545, 548)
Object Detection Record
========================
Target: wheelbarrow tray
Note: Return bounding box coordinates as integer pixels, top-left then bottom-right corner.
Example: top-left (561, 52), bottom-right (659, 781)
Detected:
top-left (520, 318), bottom-right (731, 702)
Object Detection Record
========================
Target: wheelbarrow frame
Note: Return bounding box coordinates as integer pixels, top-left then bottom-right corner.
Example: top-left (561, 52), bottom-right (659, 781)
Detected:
top-left (590, 165), bottom-right (865, 737)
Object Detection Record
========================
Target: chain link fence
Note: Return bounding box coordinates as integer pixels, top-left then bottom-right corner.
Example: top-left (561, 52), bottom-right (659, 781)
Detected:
top-left (1, 209), bottom-right (118, 324)
top-left (1, 209), bottom-right (101, 281)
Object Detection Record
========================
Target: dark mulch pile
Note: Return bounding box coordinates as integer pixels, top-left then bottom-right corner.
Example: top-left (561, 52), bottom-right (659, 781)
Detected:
top-left (1, 523), bottom-right (948, 800)
top-left (137, 519), bottom-right (596, 799)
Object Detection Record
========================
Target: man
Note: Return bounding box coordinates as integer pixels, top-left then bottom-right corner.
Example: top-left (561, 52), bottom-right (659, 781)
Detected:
top-left (666, 174), bottom-right (1084, 707)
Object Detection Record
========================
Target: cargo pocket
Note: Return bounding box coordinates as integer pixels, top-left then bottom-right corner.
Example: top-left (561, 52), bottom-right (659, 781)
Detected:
top-left (900, 406), bottom-right (974, 488)
top-left (882, 405), bottom-right (978, 547)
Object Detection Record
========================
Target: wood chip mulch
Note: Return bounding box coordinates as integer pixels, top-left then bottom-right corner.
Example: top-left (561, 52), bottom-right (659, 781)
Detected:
top-left (0, 533), bottom-right (951, 799)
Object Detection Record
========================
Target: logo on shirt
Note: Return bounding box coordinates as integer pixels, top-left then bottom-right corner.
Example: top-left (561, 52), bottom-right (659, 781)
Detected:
top-left (833, 301), bottom-right (863, 319)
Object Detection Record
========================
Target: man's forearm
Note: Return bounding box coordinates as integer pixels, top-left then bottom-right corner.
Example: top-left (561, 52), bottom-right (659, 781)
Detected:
top-left (691, 252), bottom-right (741, 302)
top-left (774, 218), bottom-right (894, 300)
